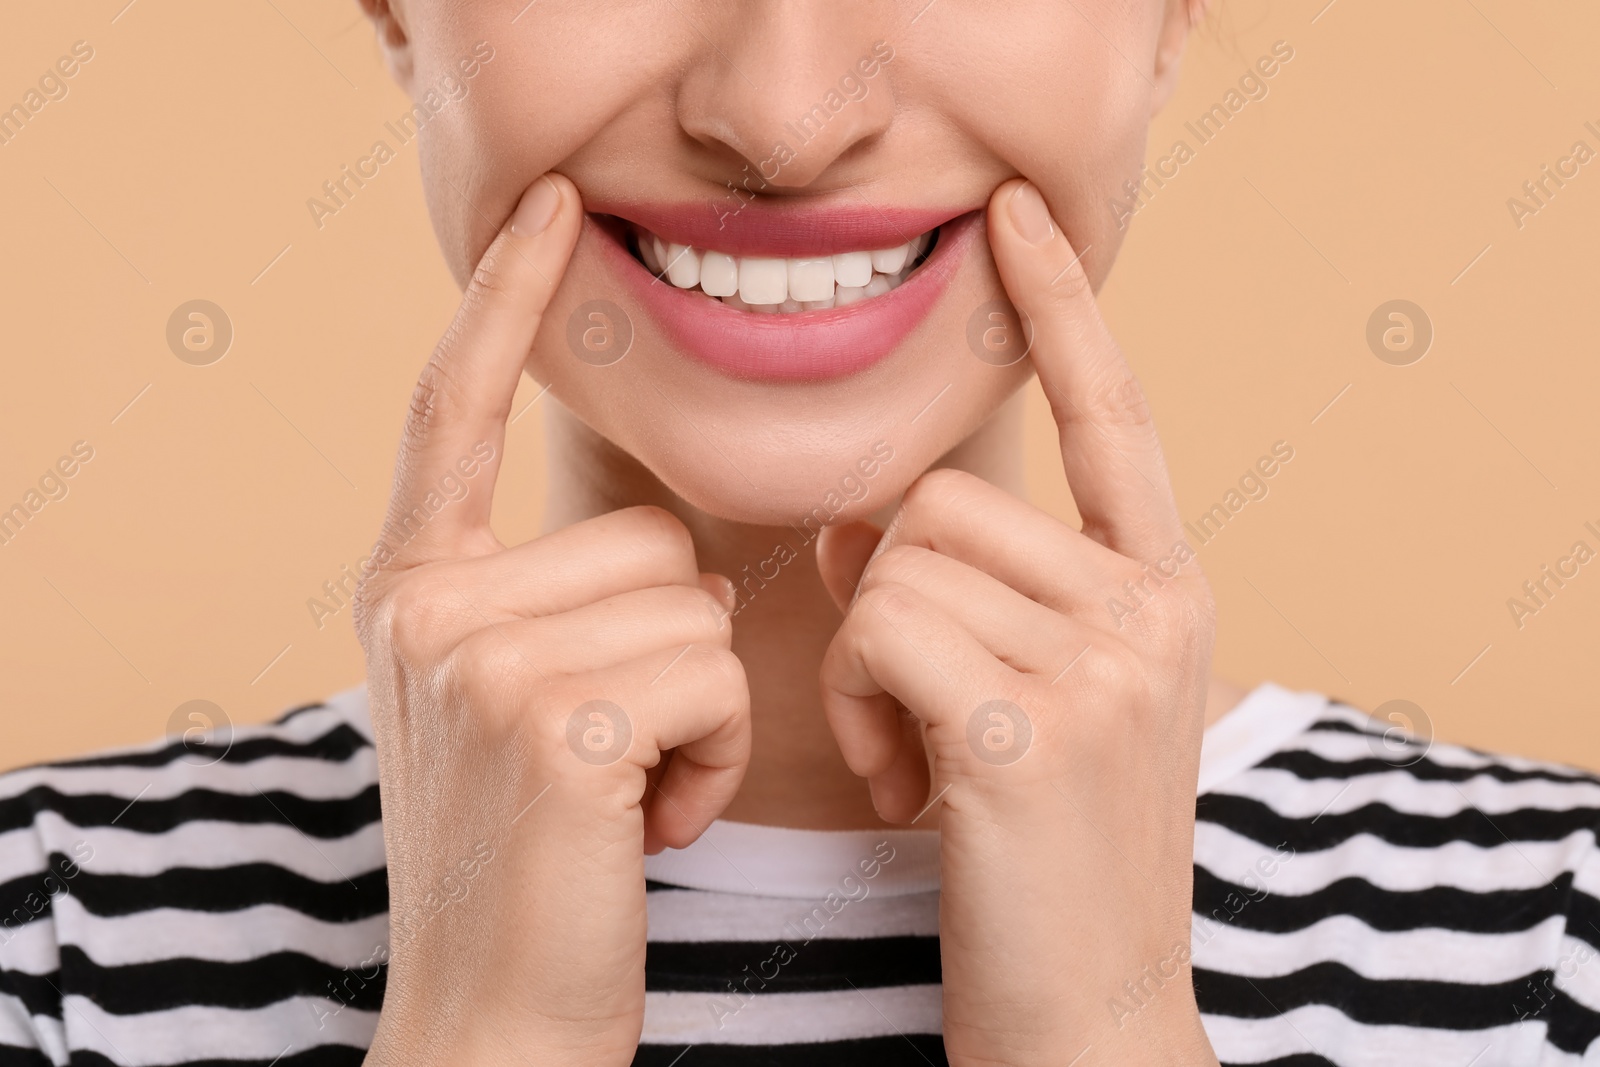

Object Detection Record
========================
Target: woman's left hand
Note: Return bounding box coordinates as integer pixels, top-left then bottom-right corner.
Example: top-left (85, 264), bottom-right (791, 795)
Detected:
top-left (816, 179), bottom-right (1220, 1066)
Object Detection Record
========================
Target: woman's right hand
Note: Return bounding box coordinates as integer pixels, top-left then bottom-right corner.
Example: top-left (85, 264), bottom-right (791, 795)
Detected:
top-left (352, 174), bottom-right (751, 1067)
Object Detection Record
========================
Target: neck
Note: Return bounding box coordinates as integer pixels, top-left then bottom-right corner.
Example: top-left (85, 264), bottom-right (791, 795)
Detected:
top-left (540, 390), bottom-right (1244, 831)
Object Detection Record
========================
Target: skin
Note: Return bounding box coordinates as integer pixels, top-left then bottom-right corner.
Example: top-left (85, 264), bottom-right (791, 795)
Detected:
top-left (353, 1), bottom-right (1232, 1063)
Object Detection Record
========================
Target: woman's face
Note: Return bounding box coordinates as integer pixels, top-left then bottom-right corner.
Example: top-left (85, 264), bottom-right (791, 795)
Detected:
top-left (371, 0), bottom-right (1193, 524)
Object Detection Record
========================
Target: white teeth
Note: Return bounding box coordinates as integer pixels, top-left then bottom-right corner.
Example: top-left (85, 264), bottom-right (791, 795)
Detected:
top-left (700, 251), bottom-right (738, 297)
top-left (633, 224), bottom-right (935, 313)
top-left (787, 257), bottom-right (835, 302)
top-left (664, 243), bottom-right (699, 289)
top-left (869, 243), bottom-right (910, 274)
top-left (738, 257), bottom-right (788, 305)
top-left (832, 251), bottom-right (873, 288)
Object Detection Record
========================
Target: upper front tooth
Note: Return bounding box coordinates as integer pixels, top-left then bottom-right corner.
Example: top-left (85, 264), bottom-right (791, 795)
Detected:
top-left (739, 257), bottom-right (788, 305)
top-left (832, 251), bottom-right (873, 288)
top-left (665, 243), bottom-right (700, 288)
top-left (870, 243), bottom-right (911, 274)
top-left (787, 258), bottom-right (835, 302)
top-left (700, 251), bottom-right (738, 297)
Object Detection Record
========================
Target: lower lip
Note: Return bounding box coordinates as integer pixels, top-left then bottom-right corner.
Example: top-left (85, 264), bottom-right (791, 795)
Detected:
top-left (595, 213), bottom-right (977, 382)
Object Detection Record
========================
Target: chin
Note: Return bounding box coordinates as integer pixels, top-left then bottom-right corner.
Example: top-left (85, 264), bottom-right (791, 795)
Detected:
top-left (524, 206), bottom-right (1031, 527)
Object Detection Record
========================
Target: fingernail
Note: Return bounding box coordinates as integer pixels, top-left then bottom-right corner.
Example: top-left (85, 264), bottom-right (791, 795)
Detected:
top-left (713, 575), bottom-right (737, 612)
top-left (702, 573), bottom-right (737, 613)
top-left (511, 176), bottom-right (561, 236)
top-left (1008, 181), bottom-right (1055, 245)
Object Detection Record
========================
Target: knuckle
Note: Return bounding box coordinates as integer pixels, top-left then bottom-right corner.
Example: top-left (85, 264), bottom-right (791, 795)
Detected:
top-left (865, 544), bottom-right (936, 591)
top-left (668, 645), bottom-right (750, 728)
top-left (687, 587), bottom-right (736, 644)
top-left (385, 571), bottom-right (467, 662)
top-left (900, 466), bottom-right (973, 515)
top-left (858, 579), bottom-right (915, 621)
top-left (686, 643), bottom-right (748, 695)
top-left (1075, 643), bottom-right (1143, 702)
top-left (464, 238), bottom-right (515, 307)
top-left (658, 585), bottom-right (734, 646)
top-left (1082, 364), bottom-right (1154, 432)
top-left (622, 505), bottom-right (696, 566)
top-left (400, 355), bottom-right (469, 455)
top-left (1135, 573), bottom-right (1214, 647)
top-left (453, 631), bottom-right (539, 712)
top-left (1166, 588), bottom-right (1218, 657)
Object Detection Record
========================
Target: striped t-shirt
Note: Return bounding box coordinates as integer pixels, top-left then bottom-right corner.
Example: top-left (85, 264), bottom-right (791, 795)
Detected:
top-left (3, 681), bottom-right (1599, 1065)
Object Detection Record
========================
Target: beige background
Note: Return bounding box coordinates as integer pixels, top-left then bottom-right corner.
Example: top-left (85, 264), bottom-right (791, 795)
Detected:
top-left (2, 0), bottom-right (1595, 772)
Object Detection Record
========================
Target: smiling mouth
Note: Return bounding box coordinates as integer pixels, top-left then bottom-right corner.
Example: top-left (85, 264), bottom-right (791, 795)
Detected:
top-left (585, 203), bottom-right (976, 381)
top-left (621, 223), bottom-right (941, 314)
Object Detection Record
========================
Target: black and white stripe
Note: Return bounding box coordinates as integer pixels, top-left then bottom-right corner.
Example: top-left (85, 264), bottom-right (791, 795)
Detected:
top-left (2, 682), bottom-right (1597, 1066)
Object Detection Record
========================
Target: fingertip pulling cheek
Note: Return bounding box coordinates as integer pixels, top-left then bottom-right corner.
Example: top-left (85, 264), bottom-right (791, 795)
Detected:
top-left (1008, 183), bottom-right (1057, 246)
top-left (511, 176), bottom-right (562, 237)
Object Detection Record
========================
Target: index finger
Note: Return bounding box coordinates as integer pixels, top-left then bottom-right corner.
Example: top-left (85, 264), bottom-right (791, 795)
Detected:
top-left (381, 173), bottom-right (582, 567)
top-left (985, 178), bottom-right (1184, 562)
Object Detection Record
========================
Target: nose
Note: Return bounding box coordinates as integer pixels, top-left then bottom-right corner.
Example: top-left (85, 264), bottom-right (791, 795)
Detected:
top-left (675, 6), bottom-right (897, 189)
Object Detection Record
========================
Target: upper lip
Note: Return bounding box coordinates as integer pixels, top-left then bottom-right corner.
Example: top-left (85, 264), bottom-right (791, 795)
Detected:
top-left (584, 198), bottom-right (975, 258)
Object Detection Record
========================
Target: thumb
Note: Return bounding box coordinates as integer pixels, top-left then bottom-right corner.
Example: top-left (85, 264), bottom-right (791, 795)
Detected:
top-left (815, 521), bottom-right (884, 614)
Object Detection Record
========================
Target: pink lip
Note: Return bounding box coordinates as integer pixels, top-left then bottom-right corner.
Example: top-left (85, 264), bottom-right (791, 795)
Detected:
top-left (592, 208), bottom-right (977, 383)
top-left (585, 199), bottom-right (961, 258)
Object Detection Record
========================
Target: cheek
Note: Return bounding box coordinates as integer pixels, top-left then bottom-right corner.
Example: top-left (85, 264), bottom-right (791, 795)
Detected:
top-left (913, 17), bottom-right (1153, 282)
top-left (410, 8), bottom-right (690, 287)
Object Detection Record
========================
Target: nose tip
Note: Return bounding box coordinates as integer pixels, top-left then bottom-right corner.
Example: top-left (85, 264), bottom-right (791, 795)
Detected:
top-left (676, 24), bottom-right (897, 190)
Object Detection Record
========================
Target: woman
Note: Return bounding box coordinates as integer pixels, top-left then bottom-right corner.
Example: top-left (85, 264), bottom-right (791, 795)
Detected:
top-left (3, 0), bottom-right (1597, 1064)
